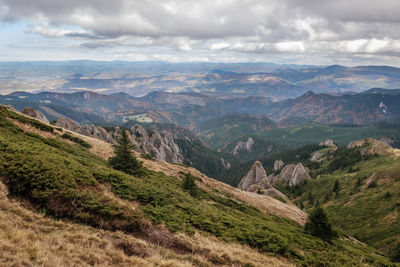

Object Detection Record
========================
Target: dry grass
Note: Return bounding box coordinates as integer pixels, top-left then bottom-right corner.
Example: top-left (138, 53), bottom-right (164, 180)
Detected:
top-left (0, 181), bottom-right (291, 266)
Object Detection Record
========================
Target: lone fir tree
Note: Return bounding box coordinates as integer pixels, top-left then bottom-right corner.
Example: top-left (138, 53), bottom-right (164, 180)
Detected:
top-left (305, 207), bottom-right (337, 241)
top-left (108, 128), bottom-right (143, 176)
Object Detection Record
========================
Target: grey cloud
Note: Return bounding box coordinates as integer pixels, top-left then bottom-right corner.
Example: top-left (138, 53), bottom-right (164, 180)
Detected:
top-left (1, 0), bottom-right (400, 64)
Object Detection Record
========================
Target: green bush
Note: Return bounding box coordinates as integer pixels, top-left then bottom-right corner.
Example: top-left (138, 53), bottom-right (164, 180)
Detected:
top-left (389, 243), bottom-right (400, 262)
top-left (61, 133), bottom-right (92, 148)
top-left (182, 173), bottom-right (199, 198)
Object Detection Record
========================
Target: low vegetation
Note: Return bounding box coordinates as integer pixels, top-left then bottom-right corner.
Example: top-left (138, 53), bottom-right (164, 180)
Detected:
top-left (61, 132), bottom-right (92, 148)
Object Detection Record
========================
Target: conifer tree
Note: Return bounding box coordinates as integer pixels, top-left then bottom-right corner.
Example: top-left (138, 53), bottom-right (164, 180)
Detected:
top-left (333, 180), bottom-right (340, 194)
top-left (108, 128), bottom-right (143, 176)
top-left (305, 207), bottom-right (337, 241)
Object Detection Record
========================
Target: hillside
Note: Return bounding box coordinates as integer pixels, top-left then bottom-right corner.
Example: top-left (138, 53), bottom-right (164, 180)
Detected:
top-left (230, 123), bottom-right (400, 149)
top-left (197, 113), bottom-right (276, 149)
top-left (267, 91), bottom-right (400, 124)
top-left (0, 105), bottom-right (394, 266)
top-left (274, 140), bottom-right (400, 252)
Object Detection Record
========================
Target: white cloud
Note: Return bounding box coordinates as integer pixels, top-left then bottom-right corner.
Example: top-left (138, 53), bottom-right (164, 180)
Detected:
top-left (210, 42), bottom-right (230, 50)
top-left (274, 41), bottom-right (305, 53)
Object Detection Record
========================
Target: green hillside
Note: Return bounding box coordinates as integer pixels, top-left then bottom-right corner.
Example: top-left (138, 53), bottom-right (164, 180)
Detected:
top-left (0, 105), bottom-right (395, 266)
top-left (279, 145), bottom-right (400, 253)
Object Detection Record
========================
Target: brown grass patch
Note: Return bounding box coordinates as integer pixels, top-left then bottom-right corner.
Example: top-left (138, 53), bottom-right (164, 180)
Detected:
top-left (0, 181), bottom-right (292, 266)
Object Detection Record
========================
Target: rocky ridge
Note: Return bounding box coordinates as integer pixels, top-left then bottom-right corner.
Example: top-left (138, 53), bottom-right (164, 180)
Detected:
top-left (348, 138), bottom-right (393, 156)
top-left (22, 107), bottom-right (49, 123)
top-left (238, 161), bottom-right (289, 201)
top-left (269, 162), bottom-right (310, 186)
top-left (55, 117), bottom-right (184, 163)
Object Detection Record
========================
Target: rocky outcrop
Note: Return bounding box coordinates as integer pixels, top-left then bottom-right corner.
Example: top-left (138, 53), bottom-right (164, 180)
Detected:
top-left (22, 107), bottom-right (49, 123)
top-left (274, 160), bottom-right (284, 172)
top-left (348, 138), bottom-right (392, 156)
top-left (233, 137), bottom-right (254, 156)
top-left (238, 161), bottom-right (268, 190)
top-left (56, 117), bottom-right (115, 144)
top-left (221, 158), bottom-right (231, 170)
top-left (55, 118), bottom-right (184, 164)
top-left (130, 125), bottom-right (184, 163)
top-left (379, 136), bottom-right (395, 146)
top-left (269, 163), bottom-right (310, 186)
top-left (55, 117), bottom-right (80, 130)
top-left (310, 152), bottom-right (324, 162)
top-left (238, 161), bottom-right (289, 202)
top-left (319, 139), bottom-right (335, 147)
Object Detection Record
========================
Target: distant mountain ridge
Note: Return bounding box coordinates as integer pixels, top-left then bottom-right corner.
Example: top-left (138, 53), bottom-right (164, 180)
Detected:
top-left (2, 61), bottom-right (400, 99)
top-left (3, 87), bottom-right (400, 127)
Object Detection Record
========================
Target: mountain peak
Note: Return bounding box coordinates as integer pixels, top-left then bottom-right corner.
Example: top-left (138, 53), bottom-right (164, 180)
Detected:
top-left (302, 90), bottom-right (315, 97)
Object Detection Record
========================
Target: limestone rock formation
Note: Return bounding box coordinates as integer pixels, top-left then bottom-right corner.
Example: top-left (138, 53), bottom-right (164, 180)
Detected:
top-left (55, 117), bottom-right (80, 130)
top-left (238, 161), bottom-right (289, 202)
top-left (55, 118), bottom-right (184, 164)
top-left (269, 163), bottom-right (310, 186)
top-left (22, 107), bottom-right (49, 123)
top-left (348, 138), bottom-right (392, 156)
top-left (274, 160), bottom-right (285, 172)
top-left (233, 137), bottom-right (254, 156)
top-left (221, 158), bottom-right (231, 170)
top-left (310, 152), bottom-right (324, 162)
top-left (319, 139), bottom-right (335, 147)
top-left (129, 125), bottom-right (184, 163)
top-left (238, 161), bottom-right (268, 190)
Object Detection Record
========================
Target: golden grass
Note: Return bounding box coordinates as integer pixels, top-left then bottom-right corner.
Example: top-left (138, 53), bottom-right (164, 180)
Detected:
top-left (0, 181), bottom-right (292, 266)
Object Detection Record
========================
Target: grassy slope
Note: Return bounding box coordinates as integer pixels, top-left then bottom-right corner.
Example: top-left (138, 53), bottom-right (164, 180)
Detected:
top-left (0, 106), bottom-right (393, 266)
top-left (288, 149), bottom-right (400, 252)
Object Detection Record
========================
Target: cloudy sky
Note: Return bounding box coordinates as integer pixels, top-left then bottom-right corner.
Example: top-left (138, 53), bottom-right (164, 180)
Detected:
top-left (1, 0), bottom-right (400, 65)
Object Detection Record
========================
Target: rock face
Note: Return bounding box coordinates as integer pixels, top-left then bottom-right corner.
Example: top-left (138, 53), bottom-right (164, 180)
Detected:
top-left (128, 125), bottom-right (184, 163)
top-left (238, 161), bottom-right (289, 202)
top-left (55, 118), bottom-right (184, 164)
top-left (274, 160), bottom-right (285, 172)
top-left (269, 163), bottom-right (310, 186)
top-left (238, 161), bottom-right (268, 190)
top-left (233, 137), bottom-right (254, 156)
top-left (55, 117), bottom-right (80, 130)
top-left (310, 152), bottom-right (323, 162)
top-left (221, 158), bottom-right (231, 170)
top-left (319, 139), bottom-right (335, 147)
top-left (348, 138), bottom-right (392, 156)
top-left (22, 107), bottom-right (49, 123)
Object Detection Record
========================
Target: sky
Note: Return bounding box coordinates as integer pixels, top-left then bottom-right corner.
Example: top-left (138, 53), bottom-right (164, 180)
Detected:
top-left (1, 0), bottom-right (400, 66)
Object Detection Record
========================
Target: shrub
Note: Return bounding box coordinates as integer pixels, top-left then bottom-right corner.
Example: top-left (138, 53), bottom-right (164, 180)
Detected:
top-left (182, 173), bottom-right (199, 198)
top-left (61, 133), bottom-right (92, 148)
top-left (389, 243), bottom-right (400, 262)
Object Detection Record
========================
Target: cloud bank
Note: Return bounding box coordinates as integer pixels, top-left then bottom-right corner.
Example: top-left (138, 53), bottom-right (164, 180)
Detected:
top-left (1, 0), bottom-right (400, 64)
